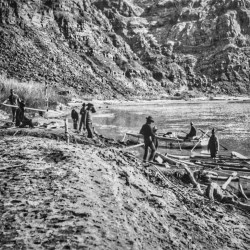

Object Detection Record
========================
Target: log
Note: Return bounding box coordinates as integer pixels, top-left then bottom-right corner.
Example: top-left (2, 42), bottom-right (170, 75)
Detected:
top-left (205, 182), bottom-right (224, 201)
top-left (205, 182), bottom-right (250, 212)
top-left (221, 172), bottom-right (237, 190)
top-left (239, 182), bottom-right (249, 200)
top-left (1, 103), bottom-right (47, 112)
top-left (122, 143), bottom-right (144, 151)
top-left (181, 163), bottom-right (203, 194)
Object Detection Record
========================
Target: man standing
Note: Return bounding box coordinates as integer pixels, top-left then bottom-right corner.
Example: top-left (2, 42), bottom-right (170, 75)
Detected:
top-left (186, 122), bottom-right (197, 139)
top-left (140, 116), bottom-right (156, 163)
top-left (84, 103), bottom-right (96, 138)
top-left (71, 108), bottom-right (79, 130)
top-left (207, 128), bottom-right (219, 158)
top-left (3, 89), bottom-right (20, 122)
top-left (79, 103), bottom-right (86, 132)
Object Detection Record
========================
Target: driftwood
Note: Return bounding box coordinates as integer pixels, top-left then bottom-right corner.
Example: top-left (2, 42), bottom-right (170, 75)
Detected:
top-left (157, 152), bottom-right (197, 167)
top-left (239, 183), bottom-right (249, 200)
top-left (1, 103), bottom-right (47, 112)
top-left (122, 143), bottom-right (144, 151)
top-left (222, 172), bottom-right (237, 190)
top-left (205, 182), bottom-right (250, 212)
top-left (206, 182), bottom-right (224, 201)
top-left (180, 163), bottom-right (203, 194)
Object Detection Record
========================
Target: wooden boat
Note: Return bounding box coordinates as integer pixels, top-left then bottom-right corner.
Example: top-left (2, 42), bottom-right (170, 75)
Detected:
top-left (125, 132), bottom-right (208, 149)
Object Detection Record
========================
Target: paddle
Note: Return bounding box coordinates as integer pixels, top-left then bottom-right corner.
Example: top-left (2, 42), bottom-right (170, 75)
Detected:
top-left (198, 128), bottom-right (228, 151)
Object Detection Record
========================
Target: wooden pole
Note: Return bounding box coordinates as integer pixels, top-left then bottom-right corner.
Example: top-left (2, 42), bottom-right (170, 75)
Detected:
top-left (65, 118), bottom-right (69, 144)
top-left (45, 82), bottom-right (49, 111)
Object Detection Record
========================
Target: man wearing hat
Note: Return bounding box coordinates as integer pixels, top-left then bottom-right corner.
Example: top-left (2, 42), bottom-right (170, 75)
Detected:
top-left (3, 89), bottom-right (20, 123)
top-left (140, 116), bottom-right (157, 163)
top-left (84, 103), bottom-right (96, 138)
top-left (79, 103), bottom-right (86, 132)
top-left (71, 108), bottom-right (79, 130)
top-left (207, 128), bottom-right (219, 158)
top-left (185, 121), bottom-right (197, 140)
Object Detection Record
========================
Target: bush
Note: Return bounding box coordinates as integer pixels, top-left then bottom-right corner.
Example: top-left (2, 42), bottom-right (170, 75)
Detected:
top-left (0, 75), bottom-right (67, 110)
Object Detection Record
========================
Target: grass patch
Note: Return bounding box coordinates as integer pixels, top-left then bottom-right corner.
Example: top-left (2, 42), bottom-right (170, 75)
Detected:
top-left (0, 75), bottom-right (69, 110)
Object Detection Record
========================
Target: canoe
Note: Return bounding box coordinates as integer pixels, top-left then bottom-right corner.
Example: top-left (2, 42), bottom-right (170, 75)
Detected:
top-left (126, 132), bottom-right (208, 149)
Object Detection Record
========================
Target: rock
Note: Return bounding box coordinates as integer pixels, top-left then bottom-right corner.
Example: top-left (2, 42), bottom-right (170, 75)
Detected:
top-left (1, 0), bottom-right (250, 99)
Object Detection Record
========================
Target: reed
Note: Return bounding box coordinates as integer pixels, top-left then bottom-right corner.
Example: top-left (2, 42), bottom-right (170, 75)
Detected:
top-left (0, 75), bottom-right (68, 109)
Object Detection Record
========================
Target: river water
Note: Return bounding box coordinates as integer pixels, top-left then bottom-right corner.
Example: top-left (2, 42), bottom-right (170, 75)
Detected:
top-left (93, 100), bottom-right (250, 157)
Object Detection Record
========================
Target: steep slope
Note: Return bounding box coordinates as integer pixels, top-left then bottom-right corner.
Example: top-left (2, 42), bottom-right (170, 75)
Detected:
top-left (0, 0), bottom-right (161, 99)
top-left (0, 135), bottom-right (250, 249)
top-left (1, 0), bottom-right (250, 97)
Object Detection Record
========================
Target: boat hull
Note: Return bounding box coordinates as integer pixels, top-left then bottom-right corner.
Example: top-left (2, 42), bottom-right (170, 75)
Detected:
top-left (126, 133), bottom-right (208, 149)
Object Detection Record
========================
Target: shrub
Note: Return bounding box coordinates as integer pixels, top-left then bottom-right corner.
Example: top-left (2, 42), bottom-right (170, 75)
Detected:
top-left (0, 75), bottom-right (67, 110)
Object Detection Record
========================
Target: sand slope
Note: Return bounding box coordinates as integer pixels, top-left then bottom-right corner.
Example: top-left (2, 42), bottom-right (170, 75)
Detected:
top-left (0, 135), bottom-right (250, 249)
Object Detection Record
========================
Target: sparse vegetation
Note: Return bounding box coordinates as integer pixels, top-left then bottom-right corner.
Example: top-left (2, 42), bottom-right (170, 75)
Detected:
top-left (0, 75), bottom-right (68, 109)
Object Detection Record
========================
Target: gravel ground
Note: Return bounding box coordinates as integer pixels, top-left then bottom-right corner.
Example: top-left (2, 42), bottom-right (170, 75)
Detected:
top-left (0, 134), bottom-right (250, 249)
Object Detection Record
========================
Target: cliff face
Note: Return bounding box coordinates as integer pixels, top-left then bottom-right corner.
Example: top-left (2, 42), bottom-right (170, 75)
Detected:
top-left (0, 0), bottom-right (250, 97)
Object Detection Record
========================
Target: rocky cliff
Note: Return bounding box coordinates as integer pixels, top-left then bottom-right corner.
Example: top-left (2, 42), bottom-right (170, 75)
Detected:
top-left (0, 0), bottom-right (250, 98)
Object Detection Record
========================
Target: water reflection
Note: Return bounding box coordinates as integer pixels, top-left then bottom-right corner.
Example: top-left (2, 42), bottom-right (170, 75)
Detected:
top-left (92, 101), bottom-right (250, 157)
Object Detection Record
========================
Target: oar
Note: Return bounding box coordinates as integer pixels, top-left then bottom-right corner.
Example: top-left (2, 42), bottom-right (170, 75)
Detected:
top-left (191, 130), bottom-right (209, 152)
top-left (198, 128), bottom-right (228, 151)
top-left (181, 130), bottom-right (188, 134)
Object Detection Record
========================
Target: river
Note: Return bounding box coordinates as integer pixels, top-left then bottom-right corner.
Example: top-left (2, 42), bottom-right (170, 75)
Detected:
top-left (93, 100), bottom-right (250, 157)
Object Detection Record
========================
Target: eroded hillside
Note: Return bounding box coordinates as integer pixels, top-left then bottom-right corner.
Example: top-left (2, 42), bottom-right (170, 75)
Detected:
top-left (1, 0), bottom-right (250, 97)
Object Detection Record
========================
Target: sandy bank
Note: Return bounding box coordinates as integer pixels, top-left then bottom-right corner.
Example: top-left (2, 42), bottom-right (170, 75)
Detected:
top-left (0, 134), bottom-right (250, 249)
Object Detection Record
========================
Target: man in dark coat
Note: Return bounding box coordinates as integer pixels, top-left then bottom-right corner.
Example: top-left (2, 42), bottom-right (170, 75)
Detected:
top-left (3, 89), bottom-right (20, 122)
top-left (79, 103), bottom-right (86, 132)
top-left (16, 100), bottom-right (34, 128)
top-left (140, 116), bottom-right (156, 163)
top-left (71, 108), bottom-right (79, 130)
top-left (84, 103), bottom-right (96, 138)
top-left (207, 128), bottom-right (219, 158)
top-left (186, 122), bottom-right (197, 139)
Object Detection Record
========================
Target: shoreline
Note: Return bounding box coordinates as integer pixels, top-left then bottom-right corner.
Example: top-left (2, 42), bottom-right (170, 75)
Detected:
top-left (67, 95), bottom-right (250, 108)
